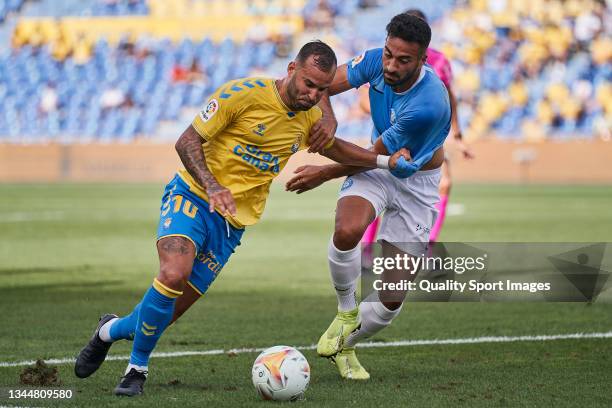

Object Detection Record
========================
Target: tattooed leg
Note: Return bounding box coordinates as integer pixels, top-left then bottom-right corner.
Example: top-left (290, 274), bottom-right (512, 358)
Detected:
top-left (111, 236), bottom-right (196, 379)
top-left (156, 236), bottom-right (196, 292)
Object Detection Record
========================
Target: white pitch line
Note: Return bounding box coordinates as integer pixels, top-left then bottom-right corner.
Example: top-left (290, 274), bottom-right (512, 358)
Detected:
top-left (0, 211), bottom-right (65, 223)
top-left (447, 203), bottom-right (465, 216)
top-left (1, 331), bottom-right (610, 369)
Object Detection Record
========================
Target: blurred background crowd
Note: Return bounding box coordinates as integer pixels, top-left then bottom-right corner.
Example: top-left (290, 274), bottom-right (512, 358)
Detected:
top-left (0, 0), bottom-right (609, 143)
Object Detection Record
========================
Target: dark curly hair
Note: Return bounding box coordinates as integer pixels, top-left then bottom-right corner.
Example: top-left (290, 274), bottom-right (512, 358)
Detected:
top-left (404, 8), bottom-right (427, 23)
top-left (296, 40), bottom-right (337, 72)
top-left (386, 13), bottom-right (431, 57)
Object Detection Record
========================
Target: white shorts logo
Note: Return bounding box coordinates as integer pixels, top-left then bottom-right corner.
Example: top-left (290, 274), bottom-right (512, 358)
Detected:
top-left (199, 99), bottom-right (219, 122)
top-left (341, 178), bottom-right (354, 191)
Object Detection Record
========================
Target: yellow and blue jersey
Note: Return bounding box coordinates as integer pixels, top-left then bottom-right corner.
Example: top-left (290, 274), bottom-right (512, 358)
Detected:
top-left (178, 77), bottom-right (323, 228)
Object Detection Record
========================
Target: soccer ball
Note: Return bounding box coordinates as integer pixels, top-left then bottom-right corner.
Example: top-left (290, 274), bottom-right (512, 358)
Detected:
top-left (251, 345), bottom-right (310, 401)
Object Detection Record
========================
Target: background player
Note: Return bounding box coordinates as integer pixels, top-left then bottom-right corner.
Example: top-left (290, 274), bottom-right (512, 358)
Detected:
top-left (360, 8), bottom-right (475, 246)
top-left (73, 41), bottom-right (410, 397)
top-left (286, 14), bottom-right (451, 379)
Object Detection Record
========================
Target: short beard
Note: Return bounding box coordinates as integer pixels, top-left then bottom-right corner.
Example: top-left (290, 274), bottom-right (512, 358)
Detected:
top-left (384, 66), bottom-right (419, 89)
top-left (286, 76), bottom-right (304, 111)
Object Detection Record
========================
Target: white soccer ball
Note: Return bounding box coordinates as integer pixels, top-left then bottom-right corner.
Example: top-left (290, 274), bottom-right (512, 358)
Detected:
top-left (251, 345), bottom-right (310, 401)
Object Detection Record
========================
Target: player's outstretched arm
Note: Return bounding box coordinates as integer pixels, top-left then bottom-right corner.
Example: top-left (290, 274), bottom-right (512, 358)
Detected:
top-left (286, 139), bottom-right (410, 194)
top-left (319, 137), bottom-right (407, 170)
top-left (175, 125), bottom-right (236, 216)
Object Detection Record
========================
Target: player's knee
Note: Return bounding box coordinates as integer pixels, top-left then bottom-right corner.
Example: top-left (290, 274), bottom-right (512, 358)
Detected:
top-left (333, 223), bottom-right (365, 250)
top-left (156, 265), bottom-right (189, 291)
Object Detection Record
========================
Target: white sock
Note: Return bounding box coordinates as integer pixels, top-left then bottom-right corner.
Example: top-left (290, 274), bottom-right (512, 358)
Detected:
top-left (345, 293), bottom-right (403, 347)
top-left (98, 318), bottom-right (118, 343)
top-left (125, 363), bottom-right (148, 376)
top-left (328, 239), bottom-right (361, 311)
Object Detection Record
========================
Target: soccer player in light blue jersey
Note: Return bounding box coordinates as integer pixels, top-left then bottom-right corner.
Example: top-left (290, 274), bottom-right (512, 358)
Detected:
top-left (286, 13), bottom-right (451, 379)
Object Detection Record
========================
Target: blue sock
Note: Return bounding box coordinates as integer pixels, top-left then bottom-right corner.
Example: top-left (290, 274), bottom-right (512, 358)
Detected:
top-left (109, 302), bottom-right (141, 341)
top-left (129, 279), bottom-right (181, 367)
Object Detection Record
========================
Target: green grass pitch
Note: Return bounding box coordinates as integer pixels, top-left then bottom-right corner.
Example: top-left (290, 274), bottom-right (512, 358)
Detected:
top-left (0, 182), bottom-right (611, 407)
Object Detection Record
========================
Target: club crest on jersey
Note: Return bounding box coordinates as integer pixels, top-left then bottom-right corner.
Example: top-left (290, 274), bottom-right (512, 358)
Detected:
top-left (253, 123), bottom-right (266, 137)
top-left (351, 52), bottom-right (365, 68)
top-left (390, 108), bottom-right (396, 124)
top-left (341, 178), bottom-right (353, 191)
top-left (199, 99), bottom-right (219, 122)
top-left (291, 135), bottom-right (302, 153)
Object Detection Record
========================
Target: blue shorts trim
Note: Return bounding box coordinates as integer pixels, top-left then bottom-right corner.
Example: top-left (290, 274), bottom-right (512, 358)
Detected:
top-left (157, 174), bottom-right (245, 295)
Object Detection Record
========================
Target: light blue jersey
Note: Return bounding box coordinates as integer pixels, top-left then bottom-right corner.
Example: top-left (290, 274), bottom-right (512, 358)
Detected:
top-left (347, 48), bottom-right (451, 176)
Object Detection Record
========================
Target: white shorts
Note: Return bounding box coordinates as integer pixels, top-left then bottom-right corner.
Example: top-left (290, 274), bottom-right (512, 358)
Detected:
top-left (338, 168), bottom-right (441, 255)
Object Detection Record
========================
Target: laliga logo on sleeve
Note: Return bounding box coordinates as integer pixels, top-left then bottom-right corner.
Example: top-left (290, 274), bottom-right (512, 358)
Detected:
top-left (351, 52), bottom-right (365, 68)
top-left (199, 99), bottom-right (219, 122)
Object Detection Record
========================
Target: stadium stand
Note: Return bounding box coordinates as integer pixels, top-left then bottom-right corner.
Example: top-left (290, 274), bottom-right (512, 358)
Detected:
top-left (440, 0), bottom-right (611, 140)
top-left (0, 0), bottom-right (610, 143)
top-left (0, 0), bottom-right (26, 23)
top-left (89, 0), bottom-right (149, 16)
top-left (0, 36), bottom-right (278, 142)
top-left (320, 0), bottom-right (611, 141)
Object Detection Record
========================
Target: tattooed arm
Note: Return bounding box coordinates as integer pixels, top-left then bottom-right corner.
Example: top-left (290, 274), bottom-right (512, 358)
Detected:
top-left (175, 125), bottom-right (236, 216)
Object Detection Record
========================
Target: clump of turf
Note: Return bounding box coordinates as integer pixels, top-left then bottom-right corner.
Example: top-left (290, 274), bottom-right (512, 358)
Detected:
top-left (19, 360), bottom-right (61, 386)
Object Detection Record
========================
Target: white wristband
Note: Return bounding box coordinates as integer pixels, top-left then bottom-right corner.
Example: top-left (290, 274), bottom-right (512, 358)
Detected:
top-left (376, 154), bottom-right (391, 169)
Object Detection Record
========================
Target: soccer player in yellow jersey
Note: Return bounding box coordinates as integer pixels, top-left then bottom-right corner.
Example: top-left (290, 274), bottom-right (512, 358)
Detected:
top-left (74, 41), bottom-right (410, 396)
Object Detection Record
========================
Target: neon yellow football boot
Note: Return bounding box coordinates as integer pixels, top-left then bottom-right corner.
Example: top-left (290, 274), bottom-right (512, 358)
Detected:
top-left (333, 347), bottom-right (370, 380)
top-left (317, 308), bottom-right (359, 357)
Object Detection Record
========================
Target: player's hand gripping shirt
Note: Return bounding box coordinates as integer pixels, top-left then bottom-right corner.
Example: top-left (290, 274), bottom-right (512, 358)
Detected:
top-left (347, 48), bottom-right (451, 175)
top-left (179, 77), bottom-right (322, 228)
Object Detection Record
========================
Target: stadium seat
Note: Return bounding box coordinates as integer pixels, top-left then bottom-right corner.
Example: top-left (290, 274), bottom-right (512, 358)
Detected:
top-left (1, 0), bottom-right (609, 142)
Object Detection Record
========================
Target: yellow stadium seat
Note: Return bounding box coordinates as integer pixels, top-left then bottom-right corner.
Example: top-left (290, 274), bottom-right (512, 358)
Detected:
top-left (470, 0), bottom-right (487, 12)
top-left (545, 1), bottom-right (564, 25)
top-left (73, 36), bottom-right (92, 65)
top-left (456, 69), bottom-right (480, 93)
top-left (522, 119), bottom-right (547, 142)
top-left (11, 21), bottom-right (32, 47)
top-left (604, 101), bottom-right (612, 117)
top-left (564, 0), bottom-right (584, 17)
top-left (439, 43), bottom-right (456, 60)
top-left (479, 92), bottom-right (507, 123)
top-left (536, 100), bottom-right (554, 126)
top-left (547, 83), bottom-right (570, 103)
top-left (511, 0), bottom-right (530, 17)
top-left (51, 38), bottom-right (71, 61)
top-left (468, 113), bottom-right (488, 139)
top-left (596, 84), bottom-right (611, 108)
top-left (591, 37), bottom-right (612, 65)
top-left (509, 81), bottom-right (529, 107)
top-left (14, 13), bottom-right (304, 46)
top-left (559, 99), bottom-right (581, 121)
